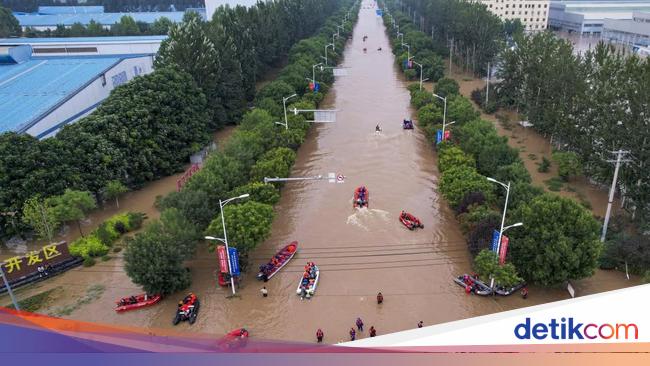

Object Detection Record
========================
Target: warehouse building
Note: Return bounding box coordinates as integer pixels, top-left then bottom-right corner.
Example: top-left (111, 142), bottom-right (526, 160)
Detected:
top-left (602, 12), bottom-right (650, 49)
top-left (0, 35), bottom-right (166, 57)
top-left (13, 6), bottom-right (205, 31)
top-left (0, 42), bottom-right (155, 139)
top-left (549, 0), bottom-right (650, 35)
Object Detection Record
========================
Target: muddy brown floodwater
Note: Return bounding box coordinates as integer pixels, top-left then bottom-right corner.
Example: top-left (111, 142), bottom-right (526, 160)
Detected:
top-left (2, 2), bottom-right (638, 344)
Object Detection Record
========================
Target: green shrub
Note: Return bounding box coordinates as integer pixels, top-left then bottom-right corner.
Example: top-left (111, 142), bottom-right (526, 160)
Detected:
top-left (438, 145), bottom-right (475, 173)
top-left (434, 77), bottom-right (460, 98)
top-left (439, 165), bottom-right (494, 208)
top-left (473, 249), bottom-right (522, 287)
top-left (113, 247), bottom-right (123, 253)
top-left (83, 257), bottom-right (96, 267)
top-left (538, 157), bottom-right (551, 172)
top-left (70, 235), bottom-right (109, 259)
top-left (552, 151), bottom-right (582, 181)
top-left (411, 90), bottom-right (435, 110)
top-left (229, 182), bottom-right (281, 206)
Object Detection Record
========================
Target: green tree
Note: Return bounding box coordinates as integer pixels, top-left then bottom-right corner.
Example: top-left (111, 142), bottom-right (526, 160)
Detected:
top-left (249, 147), bottom-right (296, 183)
top-left (150, 16), bottom-right (173, 35)
top-left (112, 16), bottom-right (140, 36)
top-left (159, 208), bottom-right (201, 259)
top-left (205, 201), bottom-right (274, 257)
top-left (434, 78), bottom-right (460, 98)
top-left (124, 220), bottom-right (191, 295)
top-left (438, 145), bottom-right (475, 173)
top-left (439, 165), bottom-right (494, 208)
top-left (21, 196), bottom-right (59, 242)
top-left (552, 151), bottom-right (582, 181)
top-left (447, 95), bottom-right (479, 124)
top-left (86, 20), bottom-right (105, 36)
top-left (156, 190), bottom-right (217, 231)
top-left (510, 194), bottom-right (602, 285)
top-left (103, 180), bottom-right (128, 208)
top-left (0, 6), bottom-right (20, 38)
top-left (228, 183), bottom-right (281, 206)
top-left (474, 249), bottom-right (523, 287)
top-left (47, 189), bottom-right (97, 237)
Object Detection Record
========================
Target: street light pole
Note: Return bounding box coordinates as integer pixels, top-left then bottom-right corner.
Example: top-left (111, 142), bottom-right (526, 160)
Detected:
top-left (0, 266), bottom-right (19, 311)
top-left (486, 61), bottom-right (490, 106)
top-left (282, 94), bottom-right (298, 130)
top-left (312, 63), bottom-right (323, 85)
top-left (325, 43), bottom-right (335, 65)
top-left (208, 194), bottom-right (250, 296)
top-left (433, 93), bottom-right (449, 135)
top-left (487, 177), bottom-right (511, 257)
top-left (413, 60), bottom-right (423, 90)
top-left (402, 43), bottom-right (410, 61)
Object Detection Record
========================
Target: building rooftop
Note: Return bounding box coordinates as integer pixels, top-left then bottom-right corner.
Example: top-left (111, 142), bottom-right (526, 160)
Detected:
top-left (0, 55), bottom-right (124, 134)
top-left (0, 35), bottom-right (167, 45)
top-left (14, 11), bottom-right (194, 27)
top-left (37, 6), bottom-right (105, 15)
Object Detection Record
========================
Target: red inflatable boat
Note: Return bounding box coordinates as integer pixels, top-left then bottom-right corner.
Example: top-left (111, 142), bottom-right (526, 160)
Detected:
top-left (115, 294), bottom-right (162, 312)
top-left (400, 211), bottom-right (424, 230)
top-left (353, 186), bottom-right (369, 208)
top-left (218, 328), bottom-right (249, 350)
top-left (257, 241), bottom-right (298, 281)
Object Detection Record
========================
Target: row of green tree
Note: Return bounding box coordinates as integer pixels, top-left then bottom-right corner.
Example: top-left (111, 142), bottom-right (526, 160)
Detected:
top-left (383, 0), bottom-right (505, 76)
top-left (21, 16), bottom-right (175, 37)
top-left (494, 33), bottom-right (650, 277)
top-left (384, 7), bottom-right (603, 286)
top-left (0, 0), bottom-right (346, 240)
top-left (124, 2), bottom-right (358, 295)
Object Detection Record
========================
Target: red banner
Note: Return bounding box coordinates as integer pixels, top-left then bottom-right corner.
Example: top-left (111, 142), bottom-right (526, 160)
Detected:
top-left (499, 235), bottom-right (509, 265)
top-left (217, 245), bottom-right (228, 273)
top-left (444, 130), bottom-right (451, 141)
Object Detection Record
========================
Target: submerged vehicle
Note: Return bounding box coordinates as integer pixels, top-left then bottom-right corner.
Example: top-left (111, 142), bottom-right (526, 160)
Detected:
top-left (402, 119), bottom-right (414, 129)
top-left (115, 294), bottom-right (161, 312)
top-left (353, 186), bottom-right (369, 208)
top-left (399, 211), bottom-right (423, 230)
top-left (453, 274), bottom-right (493, 296)
top-left (173, 293), bottom-right (200, 325)
top-left (257, 241), bottom-right (298, 281)
top-left (296, 262), bottom-right (320, 298)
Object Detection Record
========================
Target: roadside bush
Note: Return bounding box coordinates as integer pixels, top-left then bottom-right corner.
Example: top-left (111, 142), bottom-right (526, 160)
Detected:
top-left (456, 191), bottom-right (487, 215)
top-left (229, 182), bottom-right (281, 206)
top-left (69, 235), bottom-right (109, 260)
top-left (467, 215), bottom-right (500, 255)
top-left (447, 95), bottom-right (480, 124)
top-left (434, 77), bottom-right (460, 98)
top-left (249, 147), bottom-right (297, 183)
top-left (439, 165), bottom-right (494, 208)
top-left (417, 103), bottom-right (443, 127)
top-left (438, 145), bottom-right (476, 173)
top-left (83, 257), bottom-right (96, 267)
top-left (552, 151), bottom-right (582, 181)
top-left (474, 249), bottom-right (522, 287)
top-left (538, 157), bottom-right (551, 173)
top-left (156, 190), bottom-right (216, 230)
top-left (411, 90), bottom-right (435, 110)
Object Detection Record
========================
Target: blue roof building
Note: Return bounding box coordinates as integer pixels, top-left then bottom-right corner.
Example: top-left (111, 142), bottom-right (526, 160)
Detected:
top-left (13, 7), bottom-right (206, 31)
top-left (0, 45), bottom-right (155, 139)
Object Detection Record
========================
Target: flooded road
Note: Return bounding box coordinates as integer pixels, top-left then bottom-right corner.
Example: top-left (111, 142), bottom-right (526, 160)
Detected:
top-left (2, 2), bottom-right (639, 344)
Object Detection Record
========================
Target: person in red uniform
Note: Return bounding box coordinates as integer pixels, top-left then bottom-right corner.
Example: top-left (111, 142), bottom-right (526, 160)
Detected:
top-left (521, 287), bottom-right (528, 299)
top-left (376, 292), bottom-right (383, 304)
top-left (369, 326), bottom-right (377, 337)
top-left (316, 329), bottom-right (324, 343)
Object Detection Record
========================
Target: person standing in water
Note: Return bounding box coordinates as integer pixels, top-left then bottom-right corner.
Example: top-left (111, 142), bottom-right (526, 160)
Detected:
top-left (375, 124), bottom-right (381, 133)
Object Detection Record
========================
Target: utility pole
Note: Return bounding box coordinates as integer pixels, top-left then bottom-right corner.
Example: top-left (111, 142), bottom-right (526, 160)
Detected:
top-left (601, 150), bottom-right (631, 242)
top-left (449, 38), bottom-right (454, 75)
top-left (1, 266), bottom-right (19, 311)
top-left (486, 62), bottom-right (490, 106)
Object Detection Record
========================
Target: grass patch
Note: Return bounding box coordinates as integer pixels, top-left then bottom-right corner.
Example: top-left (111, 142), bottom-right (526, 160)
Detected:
top-left (4, 287), bottom-right (62, 313)
top-left (545, 177), bottom-right (564, 192)
top-left (112, 247), bottom-right (123, 253)
top-left (537, 157), bottom-right (551, 173)
top-left (49, 284), bottom-right (105, 317)
top-left (565, 185), bottom-right (577, 193)
top-left (528, 153), bottom-right (538, 161)
top-left (101, 255), bottom-right (111, 261)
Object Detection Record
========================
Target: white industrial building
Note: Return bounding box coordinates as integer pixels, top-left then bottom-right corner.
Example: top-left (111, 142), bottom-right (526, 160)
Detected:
top-left (0, 36), bottom-right (161, 139)
top-left (549, 0), bottom-right (650, 35)
top-left (479, 0), bottom-right (551, 31)
top-left (602, 12), bottom-right (650, 49)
